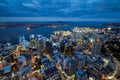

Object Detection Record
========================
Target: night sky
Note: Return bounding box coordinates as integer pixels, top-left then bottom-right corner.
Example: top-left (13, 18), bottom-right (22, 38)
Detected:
top-left (0, 0), bottom-right (120, 21)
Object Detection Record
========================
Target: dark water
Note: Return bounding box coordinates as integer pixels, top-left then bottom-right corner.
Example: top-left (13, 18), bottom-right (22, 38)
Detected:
top-left (0, 22), bottom-right (107, 44)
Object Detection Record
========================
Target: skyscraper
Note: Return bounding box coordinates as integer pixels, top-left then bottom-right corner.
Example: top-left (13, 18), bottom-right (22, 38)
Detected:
top-left (92, 38), bottom-right (102, 54)
top-left (67, 59), bottom-right (75, 76)
top-left (30, 34), bottom-right (36, 48)
top-left (61, 57), bottom-right (75, 76)
top-left (75, 70), bottom-right (87, 80)
top-left (45, 40), bottom-right (53, 55)
top-left (64, 45), bottom-right (73, 56)
top-left (60, 39), bottom-right (68, 53)
top-left (75, 54), bottom-right (85, 70)
top-left (19, 36), bottom-right (29, 49)
top-left (36, 35), bottom-right (44, 57)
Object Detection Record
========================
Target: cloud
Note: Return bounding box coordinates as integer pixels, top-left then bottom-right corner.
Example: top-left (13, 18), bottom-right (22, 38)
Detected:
top-left (0, 0), bottom-right (120, 18)
top-left (22, 3), bottom-right (36, 8)
top-left (22, 0), bottom-right (40, 8)
top-left (0, 3), bottom-right (7, 6)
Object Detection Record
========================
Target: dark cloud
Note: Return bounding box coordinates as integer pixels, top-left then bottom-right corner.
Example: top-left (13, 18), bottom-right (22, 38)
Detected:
top-left (0, 0), bottom-right (120, 18)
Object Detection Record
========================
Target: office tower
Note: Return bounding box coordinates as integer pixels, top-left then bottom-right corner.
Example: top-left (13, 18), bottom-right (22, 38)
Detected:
top-left (94, 59), bottom-right (104, 71)
top-left (5, 42), bottom-right (12, 50)
top-left (45, 40), bottom-right (53, 55)
top-left (50, 34), bottom-right (58, 42)
top-left (71, 32), bottom-right (79, 42)
top-left (75, 54), bottom-right (85, 70)
top-left (64, 45), bottom-right (73, 56)
top-left (67, 59), bottom-right (75, 76)
top-left (75, 70), bottom-right (87, 80)
top-left (52, 42), bottom-right (59, 54)
top-left (36, 35), bottom-right (44, 56)
top-left (60, 39), bottom-right (73, 56)
top-left (60, 39), bottom-right (68, 53)
top-left (61, 57), bottom-right (75, 76)
top-left (30, 34), bottom-right (36, 48)
top-left (72, 27), bottom-right (83, 42)
top-left (92, 38), bottom-right (102, 54)
top-left (19, 36), bottom-right (29, 49)
top-left (62, 57), bottom-right (68, 70)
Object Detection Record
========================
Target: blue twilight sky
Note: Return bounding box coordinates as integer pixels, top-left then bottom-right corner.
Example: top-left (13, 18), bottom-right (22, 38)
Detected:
top-left (0, 0), bottom-right (120, 21)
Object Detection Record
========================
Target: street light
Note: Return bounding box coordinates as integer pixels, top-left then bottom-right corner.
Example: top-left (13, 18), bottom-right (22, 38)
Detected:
top-left (27, 27), bottom-right (30, 30)
top-left (108, 27), bottom-right (111, 30)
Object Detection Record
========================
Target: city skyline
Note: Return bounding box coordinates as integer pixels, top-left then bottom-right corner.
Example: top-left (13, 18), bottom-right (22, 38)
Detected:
top-left (0, 0), bottom-right (120, 80)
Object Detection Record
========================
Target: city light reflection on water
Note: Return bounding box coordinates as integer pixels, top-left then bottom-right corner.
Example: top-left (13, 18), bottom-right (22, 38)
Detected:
top-left (0, 22), bottom-right (105, 44)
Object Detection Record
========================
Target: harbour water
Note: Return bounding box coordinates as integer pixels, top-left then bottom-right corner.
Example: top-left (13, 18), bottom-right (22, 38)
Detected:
top-left (0, 22), bottom-right (107, 44)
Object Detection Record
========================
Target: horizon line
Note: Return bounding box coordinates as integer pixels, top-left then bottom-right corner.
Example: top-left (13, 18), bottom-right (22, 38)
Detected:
top-left (0, 17), bottom-right (120, 22)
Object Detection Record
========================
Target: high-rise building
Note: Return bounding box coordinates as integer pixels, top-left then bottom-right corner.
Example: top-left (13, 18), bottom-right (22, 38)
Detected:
top-left (64, 45), bottom-right (73, 56)
top-left (72, 27), bottom-right (83, 42)
top-left (36, 35), bottom-right (44, 57)
top-left (75, 70), bottom-right (87, 80)
top-left (75, 54), bottom-right (85, 70)
top-left (19, 36), bottom-right (29, 49)
top-left (61, 57), bottom-right (75, 76)
top-left (67, 59), bottom-right (76, 76)
top-left (44, 66), bottom-right (61, 80)
top-left (92, 38), bottom-right (102, 54)
top-left (45, 40), bottom-right (53, 55)
top-left (30, 34), bottom-right (45, 56)
top-left (72, 32), bottom-right (83, 42)
top-left (30, 34), bottom-right (36, 48)
top-left (60, 39), bottom-right (68, 53)
top-left (5, 42), bottom-right (12, 50)
top-left (62, 57), bottom-right (69, 70)
top-left (60, 39), bottom-right (73, 56)
top-left (52, 42), bottom-right (59, 54)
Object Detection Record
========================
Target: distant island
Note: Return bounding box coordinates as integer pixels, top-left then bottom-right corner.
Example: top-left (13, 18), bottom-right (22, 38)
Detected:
top-left (0, 21), bottom-right (70, 29)
top-left (0, 22), bottom-right (120, 29)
